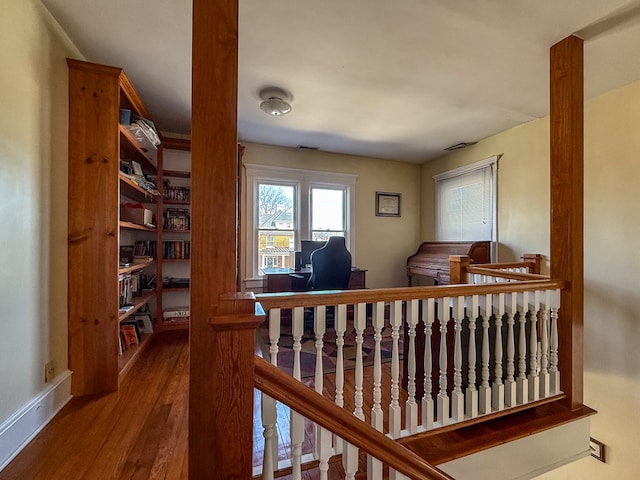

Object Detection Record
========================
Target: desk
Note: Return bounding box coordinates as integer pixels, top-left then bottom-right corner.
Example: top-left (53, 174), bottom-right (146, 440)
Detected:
top-left (263, 267), bottom-right (367, 293)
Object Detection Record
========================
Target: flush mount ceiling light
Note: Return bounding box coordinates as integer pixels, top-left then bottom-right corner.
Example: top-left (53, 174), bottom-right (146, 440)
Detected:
top-left (258, 86), bottom-right (292, 116)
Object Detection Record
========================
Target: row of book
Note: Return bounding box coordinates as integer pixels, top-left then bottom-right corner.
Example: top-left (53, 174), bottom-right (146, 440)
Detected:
top-left (164, 208), bottom-right (190, 231)
top-left (163, 240), bottom-right (190, 260)
top-left (163, 185), bottom-right (191, 202)
top-left (133, 240), bottom-right (157, 258)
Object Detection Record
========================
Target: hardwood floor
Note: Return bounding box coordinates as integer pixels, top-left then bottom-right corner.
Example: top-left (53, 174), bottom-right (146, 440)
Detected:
top-left (0, 331), bottom-right (190, 480)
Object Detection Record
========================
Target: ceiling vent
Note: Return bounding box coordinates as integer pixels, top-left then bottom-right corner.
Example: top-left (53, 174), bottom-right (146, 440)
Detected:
top-left (444, 141), bottom-right (477, 151)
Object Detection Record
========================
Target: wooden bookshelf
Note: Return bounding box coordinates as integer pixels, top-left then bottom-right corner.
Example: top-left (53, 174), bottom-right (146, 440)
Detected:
top-left (67, 58), bottom-right (163, 396)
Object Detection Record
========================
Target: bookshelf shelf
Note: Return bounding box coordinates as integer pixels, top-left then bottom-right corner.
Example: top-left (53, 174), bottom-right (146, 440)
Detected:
top-left (119, 221), bottom-right (156, 232)
top-left (162, 258), bottom-right (190, 263)
top-left (119, 260), bottom-right (155, 275)
top-left (163, 229), bottom-right (190, 233)
top-left (119, 172), bottom-right (160, 202)
top-left (118, 291), bottom-right (156, 322)
top-left (118, 333), bottom-right (153, 377)
top-left (119, 125), bottom-right (157, 171)
top-left (163, 169), bottom-right (190, 178)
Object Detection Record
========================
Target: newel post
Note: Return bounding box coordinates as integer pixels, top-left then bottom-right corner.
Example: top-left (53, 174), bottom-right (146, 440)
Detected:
top-left (449, 255), bottom-right (470, 284)
top-left (207, 293), bottom-right (265, 477)
top-left (521, 253), bottom-right (544, 274)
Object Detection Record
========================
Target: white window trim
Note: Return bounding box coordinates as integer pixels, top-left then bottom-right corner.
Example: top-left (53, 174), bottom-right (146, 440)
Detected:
top-left (245, 163), bottom-right (357, 280)
top-left (433, 154), bottom-right (500, 260)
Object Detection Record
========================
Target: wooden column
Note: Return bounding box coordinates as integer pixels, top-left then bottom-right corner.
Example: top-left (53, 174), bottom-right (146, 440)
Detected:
top-left (190, 0), bottom-right (247, 477)
top-left (550, 35), bottom-right (584, 409)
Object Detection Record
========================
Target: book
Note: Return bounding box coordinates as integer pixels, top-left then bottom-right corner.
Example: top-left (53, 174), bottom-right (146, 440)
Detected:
top-left (120, 324), bottom-right (139, 348)
top-left (133, 314), bottom-right (154, 335)
top-left (120, 320), bottom-right (142, 342)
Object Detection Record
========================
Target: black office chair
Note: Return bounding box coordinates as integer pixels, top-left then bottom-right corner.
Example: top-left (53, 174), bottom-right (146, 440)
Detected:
top-left (308, 236), bottom-right (352, 290)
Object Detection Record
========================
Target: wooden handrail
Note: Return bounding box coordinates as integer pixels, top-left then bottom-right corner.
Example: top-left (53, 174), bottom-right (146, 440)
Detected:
top-left (256, 279), bottom-right (565, 310)
top-left (254, 356), bottom-right (454, 480)
top-left (466, 266), bottom-right (549, 282)
top-left (472, 261), bottom-right (539, 271)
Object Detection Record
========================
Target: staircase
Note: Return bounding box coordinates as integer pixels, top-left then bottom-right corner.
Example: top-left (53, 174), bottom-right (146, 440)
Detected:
top-left (248, 256), bottom-right (595, 479)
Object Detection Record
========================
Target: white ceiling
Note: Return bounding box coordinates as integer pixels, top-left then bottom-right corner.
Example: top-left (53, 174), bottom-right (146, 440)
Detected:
top-left (42, 0), bottom-right (640, 163)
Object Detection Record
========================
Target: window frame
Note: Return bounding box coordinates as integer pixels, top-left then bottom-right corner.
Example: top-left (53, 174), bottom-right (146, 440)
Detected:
top-left (245, 163), bottom-right (357, 279)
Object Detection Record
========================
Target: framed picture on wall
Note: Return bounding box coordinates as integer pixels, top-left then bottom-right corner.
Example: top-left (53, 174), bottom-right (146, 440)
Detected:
top-left (375, 192), bottom-right (401, 217)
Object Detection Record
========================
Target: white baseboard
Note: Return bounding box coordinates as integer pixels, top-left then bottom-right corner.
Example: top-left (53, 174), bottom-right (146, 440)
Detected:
top-left (0, 370), bottom-right (73, 472)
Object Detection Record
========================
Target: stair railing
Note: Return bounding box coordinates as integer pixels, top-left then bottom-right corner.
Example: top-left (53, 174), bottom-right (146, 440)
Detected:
top-left (254, 356), bottom-right (454, 480)
top-left (254, 277), bottom-right (565, 478)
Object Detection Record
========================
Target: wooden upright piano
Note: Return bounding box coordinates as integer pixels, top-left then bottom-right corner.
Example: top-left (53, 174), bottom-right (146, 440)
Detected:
top-left (406, 240), bottom-right (491, 286)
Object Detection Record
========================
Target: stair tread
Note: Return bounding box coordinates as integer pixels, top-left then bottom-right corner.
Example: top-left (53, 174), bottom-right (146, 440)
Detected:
top-left (399, 400), bottom-right (596, 465)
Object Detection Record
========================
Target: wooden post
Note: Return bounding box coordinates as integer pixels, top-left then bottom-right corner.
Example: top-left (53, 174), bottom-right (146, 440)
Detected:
top-left (521, 253), bottom-right (544, 274)
top-left (449, 255), bottom-right (470, 284)
top-left (206, 293), bottom-right (264, 478)
top-left (550, 35), bottom-right (584, 409)
top-left (190, 0), bottom-right (246, 477)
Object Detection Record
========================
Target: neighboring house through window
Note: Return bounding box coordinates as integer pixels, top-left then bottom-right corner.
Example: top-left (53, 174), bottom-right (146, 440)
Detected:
top-left (245, 163), bottom-right (357, 278)
top-left (434, 155), bottom-right (499, 258)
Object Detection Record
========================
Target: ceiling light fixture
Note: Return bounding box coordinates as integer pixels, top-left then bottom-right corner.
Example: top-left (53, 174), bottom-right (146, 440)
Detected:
top-left (258, 86), bottom-right (292, 116)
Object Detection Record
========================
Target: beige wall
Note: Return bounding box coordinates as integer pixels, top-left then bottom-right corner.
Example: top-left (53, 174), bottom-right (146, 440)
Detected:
top-left (422, 80), bottom-right (640, 479)
top-left (0, 0), bottom-right (78, 422)
top-left (241, 142), bottom-right (422, 288)
top-left (421, 118), bottom-right (551, 270)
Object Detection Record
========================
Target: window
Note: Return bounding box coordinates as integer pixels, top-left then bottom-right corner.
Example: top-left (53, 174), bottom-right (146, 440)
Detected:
top-left (258, 183), bottom-right (295, 273)
top-left (434, 155), bottom-right (498, 244)
top-left (245, 164), bottom-right (357, 278)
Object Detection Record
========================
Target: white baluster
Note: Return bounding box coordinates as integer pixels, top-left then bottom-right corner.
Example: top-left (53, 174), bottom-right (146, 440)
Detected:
top-left (478, 294), bottom-right (492, 414)
top-left (268, 308), bottom-right (281, 366)
top-left (451, 296), bottom-right (464, 422)
top-left (353, 303), bottom-right (366, 421)
top-left (492, 294), bottom-right (505, 411)
top-left (539, 290), bottom-right (550, 398)
top-left (334, 303), bottom-right (347, 455)
top-left (549, 289), bottom-right (561, 394)
top-left (368, 301), bottom-right (385, 479)
top-left (405, 299), bottom-right (419, 434)
top-left (343, 442), bottom-right (359, 480)
top-left (516, 292), bottom-right (529, 405)
top-left (422, 298), bottom-right (435, 429)
top-left (504, 293), bottom-right (517, 407)
top-left (261, 392), bottom-right (277, 480)
top-left (389, 300), bottom-right (403, 438)
top-left (437, 297), bottom-right (450, 426)
top-left (314, 306), bottom-right (327, 393)
top-left (291, 307), bottom-right (304, 479)
top-left (266, 308), bottom-right (281, 469)
top-left (528, 292), bottom-right (540, 401)
top-left (466, 295), bottom-right (478, 418)
top-left (313, 305), bottom-right (331, 471)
